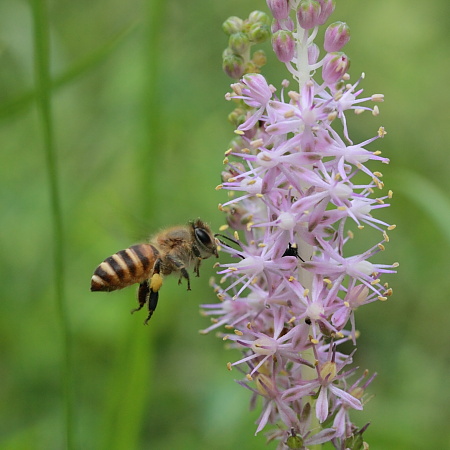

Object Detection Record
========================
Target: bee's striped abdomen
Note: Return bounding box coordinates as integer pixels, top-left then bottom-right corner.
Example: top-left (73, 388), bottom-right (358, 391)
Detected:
top-left (90, 244), bottom-right (158, 292)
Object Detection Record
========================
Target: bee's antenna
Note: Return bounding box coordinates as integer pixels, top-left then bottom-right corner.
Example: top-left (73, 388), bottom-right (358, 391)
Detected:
top-left (214, 233), bottom-right (244, 259)
top-left (214, 233), bottom-right (242, 248)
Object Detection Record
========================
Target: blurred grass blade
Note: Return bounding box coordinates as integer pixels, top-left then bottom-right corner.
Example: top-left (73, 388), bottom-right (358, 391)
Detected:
top-left (99, 325), bottom-right (153, 450)
top-left (30, 0), bottom-right (73, 448)
top-left (393, 169), bottom-right (450, 246)
top-left (0, 20), bottom-right (138, 120)
top-left (138, 0), bottom-right (167, 220)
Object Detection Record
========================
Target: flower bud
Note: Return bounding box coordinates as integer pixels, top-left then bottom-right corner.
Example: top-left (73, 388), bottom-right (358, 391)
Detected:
top-left (228, 107), bottom-right (247, 128)
top-left (324, 21), bottom-right (350, 52)
top-left (244, 60), bottom-right (259, 75)
top-left (248, 10), bottom-right (271, 26)
top-left (248, 22), bottom-right (271, 44)
top-left (222, 16), bottom-right (244, 35)
top-left (266, 0), bottom-right (290, 21)
top-left (229, 32), bottom-right (250, 54)
top-left (297, 0), bottom-right (322, 30)
top-left (321, 52), bottom-right (350, 84)
top-left (344, 430), bottom-right (365, 450)
top-left (318, 0), bottom-right (336, 25)
top-left (308, 43), bottom-right (319, 64)
top-left (272, 30), bottom-right (295, 63)
top-left (272, 17), bottom-right (294, 33)
top-left (252, 50), bottom-right (267, 68)
top-left (222, 50), bottom-right (245, 79)
top-left (286, 429), bottom-right (304, 449)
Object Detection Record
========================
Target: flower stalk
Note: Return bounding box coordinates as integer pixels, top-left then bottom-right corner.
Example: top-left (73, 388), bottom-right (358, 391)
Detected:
top-left (202, 2), bottom-right (396, 448)
top-left (31, 0), bottom-right (73, 448)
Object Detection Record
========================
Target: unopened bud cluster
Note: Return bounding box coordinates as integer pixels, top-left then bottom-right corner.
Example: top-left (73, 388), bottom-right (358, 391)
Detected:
top-left (205, 2), bottom-right (396, 448)
top-left (222, 11), bottom-right (271, 79)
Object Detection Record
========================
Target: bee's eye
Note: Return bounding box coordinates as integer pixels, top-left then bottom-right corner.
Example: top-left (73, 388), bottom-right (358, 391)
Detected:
top-left (195, 228), bottom-right (211, 245)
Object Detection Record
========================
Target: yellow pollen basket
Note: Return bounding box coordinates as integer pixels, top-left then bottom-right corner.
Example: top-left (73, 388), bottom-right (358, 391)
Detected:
top-left (150, 273), bottom-right (163, 292)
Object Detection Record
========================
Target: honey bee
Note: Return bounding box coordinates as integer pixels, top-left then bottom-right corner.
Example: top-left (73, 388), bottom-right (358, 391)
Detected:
top-left (90, 219), bottom-right (218, 324)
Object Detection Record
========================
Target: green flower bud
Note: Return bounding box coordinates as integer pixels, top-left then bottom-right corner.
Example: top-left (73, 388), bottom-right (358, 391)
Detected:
top-left (285, 428), bottom-right (304, 449)
top-left (228, 107), bottom-right (247, 127)
top-left (247, 22), bottom-right (271, 44)
top-left (344, 433), bottom-right (364, 450)
top-left (247, 10), bottom-right (271, 26)
top-left (243, 60), bottom-right (259, 75)
top-left (222, 16), bottom-right (244, 35)
top-left (252, 50), bottom-right (267, 68)
top-left (344, 423), bottom-right (370, 450)
top-left (222, 51), bottom-right (245, 79)
top-left (229, 32), bottom-right (250, 55)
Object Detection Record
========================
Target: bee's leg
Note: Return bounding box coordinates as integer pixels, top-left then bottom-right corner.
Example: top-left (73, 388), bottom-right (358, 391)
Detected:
top-left (180, 266), bottom-right (191, 290)
top-left (193, 258), bottom-right (202, 277)
top-left (144, 290), bottom-right (159, 325)
top-left (191, 246), bottom-right (202, 277)
top-left (131, 280), bottom-right (149, 314)
top-left (166, 254), bottom-right (191, 290)
top-left (144, 258), bottom-right (163, 324)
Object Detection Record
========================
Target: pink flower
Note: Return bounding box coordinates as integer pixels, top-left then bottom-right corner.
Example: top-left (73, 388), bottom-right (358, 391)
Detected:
top-left (210, 3), bottom-right (395, 447)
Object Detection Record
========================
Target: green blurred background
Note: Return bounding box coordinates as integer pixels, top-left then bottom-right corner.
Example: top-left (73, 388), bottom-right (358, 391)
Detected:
top-left (1, 0), bottom-right (449, 449)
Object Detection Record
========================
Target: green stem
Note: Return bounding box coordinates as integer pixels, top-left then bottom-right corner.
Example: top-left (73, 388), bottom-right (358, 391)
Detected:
top-left (139, 0), bottom-right (168, 221)
top-left (99, 324), bottom-right (153, 450)
top-left (30, 1), bottom-right (74, 448)
top-left (294, 20), bottom-right (311, 90)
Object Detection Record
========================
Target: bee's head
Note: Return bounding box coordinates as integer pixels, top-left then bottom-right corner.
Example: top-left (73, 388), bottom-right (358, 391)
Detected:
top-left (190, 219), bottom-right (218, 259)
